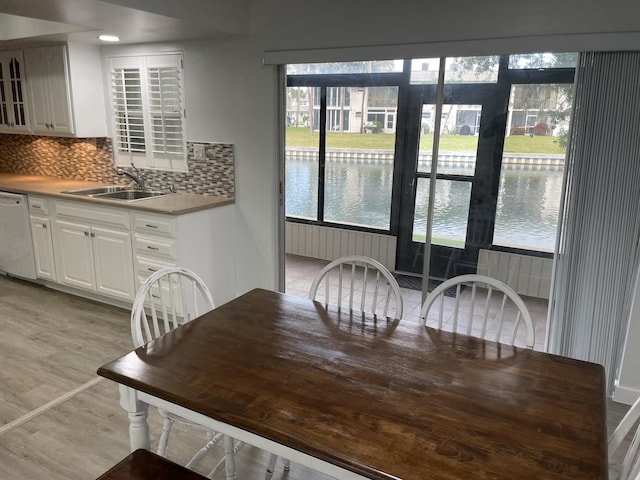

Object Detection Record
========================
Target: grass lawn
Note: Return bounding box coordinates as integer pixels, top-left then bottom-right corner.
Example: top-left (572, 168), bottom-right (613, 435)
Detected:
top-left (286, 127), bottom-right (566, 154)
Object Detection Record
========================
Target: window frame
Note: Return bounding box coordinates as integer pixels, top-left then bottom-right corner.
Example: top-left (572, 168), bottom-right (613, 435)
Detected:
top-left (286, 72), bottom-right (405, 234)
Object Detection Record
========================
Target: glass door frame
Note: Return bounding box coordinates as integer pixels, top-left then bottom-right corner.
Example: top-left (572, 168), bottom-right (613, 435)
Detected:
top-left (396, 80), bottom-right (509, 277)
top-left (395, 60), bottom-right (576, 278)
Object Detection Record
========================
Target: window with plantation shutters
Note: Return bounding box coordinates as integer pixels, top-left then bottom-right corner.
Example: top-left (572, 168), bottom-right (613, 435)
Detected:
top-left (109, 53), bottom-right (186, 171)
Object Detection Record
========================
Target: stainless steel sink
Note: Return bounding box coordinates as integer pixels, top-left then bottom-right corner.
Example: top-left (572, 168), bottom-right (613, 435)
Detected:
top-left (63, 185), bottom-right (130, 196)
top-left (63, 186), bottom-right (169, 201)
top-left (94, 190), bottom-right (167, 201)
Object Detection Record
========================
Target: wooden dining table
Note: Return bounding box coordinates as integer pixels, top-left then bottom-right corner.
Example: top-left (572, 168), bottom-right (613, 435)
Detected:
top-left (97, 288), bottom-right (607, 480)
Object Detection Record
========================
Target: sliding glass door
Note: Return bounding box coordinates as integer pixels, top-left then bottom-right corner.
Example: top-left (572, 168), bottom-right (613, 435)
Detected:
top-left (285, 55), bottom-right (575, 286)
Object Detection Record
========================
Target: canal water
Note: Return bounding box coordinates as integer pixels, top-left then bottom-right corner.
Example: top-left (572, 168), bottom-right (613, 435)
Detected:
top-left (286, 158), bottom-right (564, 252)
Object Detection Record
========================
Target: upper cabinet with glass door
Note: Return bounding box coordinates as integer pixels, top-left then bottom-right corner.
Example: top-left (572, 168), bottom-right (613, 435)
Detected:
top-left (0, 50), bottom-right (30, 134)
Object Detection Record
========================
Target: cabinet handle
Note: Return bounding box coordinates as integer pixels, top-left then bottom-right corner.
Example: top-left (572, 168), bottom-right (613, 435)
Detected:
top-left (146, 246), bottom-right (159, 250)
top-left (151, 294), bottom-right (161, 299)
top-left (32, 205), bottom-right (42, 210)
top-left (42, 223), bottom-right (47, 229)
top-left (147, 267), bottom-right (158, 272)
top-left (145, 224), bottom-right (158, 228)
top-left (84, 231), bottom-right (89, 236)
top-left (90, 233), bottom-right (95, 237)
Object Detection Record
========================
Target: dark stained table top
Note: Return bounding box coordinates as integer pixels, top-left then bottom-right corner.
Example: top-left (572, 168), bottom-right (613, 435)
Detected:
top-left (98, 288), bottom-right (607, 480)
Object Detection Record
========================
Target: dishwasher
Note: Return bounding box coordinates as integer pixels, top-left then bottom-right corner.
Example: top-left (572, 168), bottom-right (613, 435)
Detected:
top-left (0, 191), bottom-right (37, 279)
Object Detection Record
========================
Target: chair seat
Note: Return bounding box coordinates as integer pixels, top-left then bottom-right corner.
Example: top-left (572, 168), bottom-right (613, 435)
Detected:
top-left (97, 449), bottom-right (208, 480)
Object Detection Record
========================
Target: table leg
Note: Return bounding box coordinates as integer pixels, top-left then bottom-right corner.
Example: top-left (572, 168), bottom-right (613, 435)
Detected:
top-left (118, 385), bottom-right (151, 451)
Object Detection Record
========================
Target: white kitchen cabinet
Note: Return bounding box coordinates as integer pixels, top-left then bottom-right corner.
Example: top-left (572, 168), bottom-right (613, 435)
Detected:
top-left (0, 50), bottom-right (30, 133)
top-left (23, 43), bottom-right (107, 137)
top-left (132, 205), bottom-right (236, 305)
top-left (24, 45), bottom-right (71, 135)
top-left (28, 196), bottom-right (56, 281)
top-left (53, 201), bottom-right (135, 302)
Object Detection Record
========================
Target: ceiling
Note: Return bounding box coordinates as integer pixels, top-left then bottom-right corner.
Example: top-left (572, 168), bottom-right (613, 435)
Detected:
top-left (0, 0), bottom-right (248, 47)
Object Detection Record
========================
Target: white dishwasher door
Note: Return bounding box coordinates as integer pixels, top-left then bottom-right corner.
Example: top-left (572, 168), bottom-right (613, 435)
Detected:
top-left (0, 192), bottom-right (37, 279)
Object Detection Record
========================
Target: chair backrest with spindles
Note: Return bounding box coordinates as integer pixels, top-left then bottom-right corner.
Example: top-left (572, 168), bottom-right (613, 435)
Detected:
top-left (131, 266), bottom-right (215, 347)
top-left (309, 255), bottom-right (403, 320)
top-left (420, 274), bottom-right (534, 348)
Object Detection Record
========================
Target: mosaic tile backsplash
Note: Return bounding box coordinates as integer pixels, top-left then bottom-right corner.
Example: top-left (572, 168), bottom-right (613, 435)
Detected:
top-left (0, 135), bottom-right (235, 198)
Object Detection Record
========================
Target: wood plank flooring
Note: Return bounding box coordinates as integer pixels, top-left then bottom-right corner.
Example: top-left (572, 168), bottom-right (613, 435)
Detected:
top-left (0, 271), bottom-right (630, 479)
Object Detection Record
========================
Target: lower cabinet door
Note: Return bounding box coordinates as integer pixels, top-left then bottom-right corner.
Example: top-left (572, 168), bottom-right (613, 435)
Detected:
top-left (30, 216), bottom-right (56, 281)
top-left (92, 226), bottom-right (135, 301)
top-left (55, 219), bottom-right (95, 291)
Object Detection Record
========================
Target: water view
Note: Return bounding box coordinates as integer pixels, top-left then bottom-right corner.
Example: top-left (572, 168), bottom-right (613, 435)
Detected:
top-left (286, 158), bottom-right (564, 252)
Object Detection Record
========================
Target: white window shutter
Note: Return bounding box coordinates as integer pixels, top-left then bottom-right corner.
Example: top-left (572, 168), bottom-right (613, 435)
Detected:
top-left (109, 53), bottom-right (186, 171)
top-left (147, 65), bottom-right (184, 158)
top-left (112, 67), bottom-right (146, 161)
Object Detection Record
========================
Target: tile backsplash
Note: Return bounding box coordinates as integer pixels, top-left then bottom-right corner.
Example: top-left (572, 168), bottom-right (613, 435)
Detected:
top-left (0, 135), bottom-right (235, 198)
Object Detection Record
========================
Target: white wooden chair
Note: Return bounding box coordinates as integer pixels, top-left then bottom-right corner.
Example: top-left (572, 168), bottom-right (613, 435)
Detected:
top-left (419, 274), bottom-right (535, 348)
top-left (266, 255), bottom-right (403, 479)
top-left (609, 397), bottom-right (640, 480)
top-left (131, 266), bottom-right (244, 479)
top-left (308, 255), bottom-right (403, 320)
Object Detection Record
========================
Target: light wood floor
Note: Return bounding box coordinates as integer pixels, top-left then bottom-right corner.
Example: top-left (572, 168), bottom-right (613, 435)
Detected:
top-left (0, 274), bottom-right (331, 479)
top-left (0, 270), bottom-right (630, 479)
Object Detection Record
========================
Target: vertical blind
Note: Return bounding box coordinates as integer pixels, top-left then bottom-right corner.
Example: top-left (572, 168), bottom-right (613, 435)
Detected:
top-left (548, 51), bottom-right (640, 394)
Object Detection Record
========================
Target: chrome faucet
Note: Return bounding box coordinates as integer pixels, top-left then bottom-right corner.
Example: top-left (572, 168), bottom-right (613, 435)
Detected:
top-left (117, 162), bottom-right (145, 190)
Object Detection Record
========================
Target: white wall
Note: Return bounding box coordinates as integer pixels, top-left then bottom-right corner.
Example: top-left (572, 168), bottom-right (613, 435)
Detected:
top-left (183, 37), bottom-right (280, 297)
top-left (102, 37), bottom-right (280, 299)
top-left (253, 0), bottom-right (640, 61)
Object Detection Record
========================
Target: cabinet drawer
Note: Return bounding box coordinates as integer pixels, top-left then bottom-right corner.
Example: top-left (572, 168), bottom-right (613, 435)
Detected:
top-left (56, 201), bottom-right (130, 230)
top-left (133, 213), bottom-right (177, 238)
top-left (29, 196), bottom-right (50, 216)
top-left (136, 256), bottom-right (176, 279)
top-left (135, 235), bottom-right (178, 262)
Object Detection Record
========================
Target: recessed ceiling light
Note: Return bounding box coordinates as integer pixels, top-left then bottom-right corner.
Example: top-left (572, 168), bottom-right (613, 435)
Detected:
top-left (98, 34), bottom-right (120, 42)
